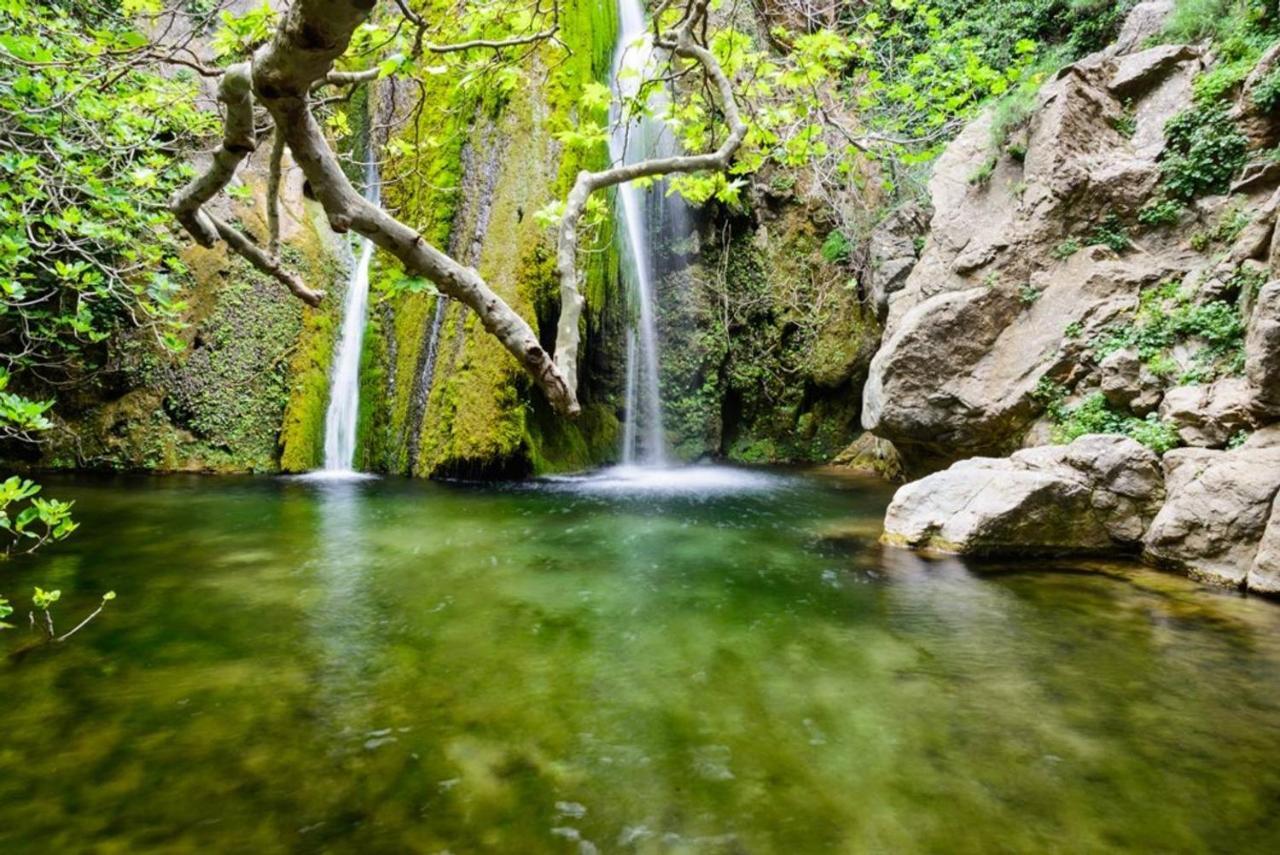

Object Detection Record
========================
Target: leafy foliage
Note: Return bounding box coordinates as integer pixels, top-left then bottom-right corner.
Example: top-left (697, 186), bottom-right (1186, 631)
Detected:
top-left (0, 0), bottom-right (216, 381)
top-left (1160, 105), bottom-right (1248, 200)
top-left (1092, 282), bottom-right (1246, 383)
top-left (1087, 214), bottom-right (1130, 252)
top-left (1051, 394), bottom-right (1182, 452)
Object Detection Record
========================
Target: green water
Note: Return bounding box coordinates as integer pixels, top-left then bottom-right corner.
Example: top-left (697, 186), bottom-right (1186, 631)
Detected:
top-left (2, 469), bottom-right (1280, 853)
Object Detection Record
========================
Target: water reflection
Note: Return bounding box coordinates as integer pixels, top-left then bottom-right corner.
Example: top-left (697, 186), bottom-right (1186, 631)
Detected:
top-left (2, 471), bottom-right (1280, 853)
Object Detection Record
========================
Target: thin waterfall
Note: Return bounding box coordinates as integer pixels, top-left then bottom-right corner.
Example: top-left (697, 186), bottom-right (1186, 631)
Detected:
top-left (611, 0), bottom-right (672, 467)
top-left (321, 161), bottom-right (379, 472)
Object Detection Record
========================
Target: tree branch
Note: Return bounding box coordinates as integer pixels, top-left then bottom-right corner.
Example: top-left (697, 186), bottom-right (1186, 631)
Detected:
top-left (169, 62), bottom-right (256, 247)
top-left (553, 0), bottom-right (746, 393)
top-left (267, 127), bottom-right (286, 258)
top-left (247, 0), bottom-right (578, 415)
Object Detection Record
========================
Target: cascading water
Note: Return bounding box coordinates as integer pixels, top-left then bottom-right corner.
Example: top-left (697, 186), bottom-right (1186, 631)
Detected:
top-left (320, 161), bottom-right (379, 474)
top-left (611, 0), bottom-right (677, 467)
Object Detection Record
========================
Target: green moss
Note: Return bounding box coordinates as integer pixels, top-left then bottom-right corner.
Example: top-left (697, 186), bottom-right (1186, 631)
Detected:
top-left (278, 305), bottom-right (336, 472)
top-left (358, 0), bottom-right (622, 478)
top-left (660, 205), bottom-right (878, 465)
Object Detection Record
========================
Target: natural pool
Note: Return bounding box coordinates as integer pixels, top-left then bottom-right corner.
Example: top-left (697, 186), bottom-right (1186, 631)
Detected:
top-left (2, 468), bottom-right (1280, 853)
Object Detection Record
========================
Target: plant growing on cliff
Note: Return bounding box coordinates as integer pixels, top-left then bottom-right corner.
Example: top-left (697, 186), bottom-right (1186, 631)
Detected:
top-left (1087, 214), bottom-right (1130, 252)
top-left (1051, 393), bottom-right (1181, 453)
top-left (1160, 106), bottom-right (1248, 200)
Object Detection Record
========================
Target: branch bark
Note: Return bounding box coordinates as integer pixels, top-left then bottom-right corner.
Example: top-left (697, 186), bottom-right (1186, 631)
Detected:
top-left (169, 61), bottom-right (256, 247)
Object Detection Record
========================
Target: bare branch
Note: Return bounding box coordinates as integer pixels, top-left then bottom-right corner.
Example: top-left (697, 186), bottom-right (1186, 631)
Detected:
top-left (267, 128), bottom-right (285, 259)
top-left (169, 62), bottom-right (256, 247)
top-left (209, 213), bottom-right (326, 307)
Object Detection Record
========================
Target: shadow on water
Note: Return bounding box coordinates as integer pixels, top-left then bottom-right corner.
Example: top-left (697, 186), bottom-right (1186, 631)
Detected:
top-left (3, 468), bottom-right (1280, 852)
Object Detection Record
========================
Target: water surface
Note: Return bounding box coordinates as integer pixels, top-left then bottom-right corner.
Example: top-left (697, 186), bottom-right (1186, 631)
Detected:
top-left (2, 469), bottom-right (1280, 853)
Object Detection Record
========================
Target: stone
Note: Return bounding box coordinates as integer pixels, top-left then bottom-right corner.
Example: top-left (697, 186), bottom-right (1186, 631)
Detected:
top-left (1107, 1), bottom-right (1175, 57)
top-left (1246, 496), bottom-right (1280, 594)
top-left (862, 26), bottom-right (1202, 469)
top-left (1247, 280), bottom-right (1280, 413)
top-left (1109, 44), bottom-right (1199, 98)
top-left (1144, 439), bottom-right (1280, 588)
top-left (865, 203), bottom-right (928, 321)
top-left (1158, 379), bottom-right (1259, 447)
top-left (882, 434), bottom-right (1165, 554)
top-left (1099, 347), bottom-right (1163, 415)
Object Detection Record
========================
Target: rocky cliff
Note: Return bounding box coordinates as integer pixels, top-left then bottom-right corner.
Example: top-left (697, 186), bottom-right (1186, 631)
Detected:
top-left (875, 2), bottom-right (1280, 593)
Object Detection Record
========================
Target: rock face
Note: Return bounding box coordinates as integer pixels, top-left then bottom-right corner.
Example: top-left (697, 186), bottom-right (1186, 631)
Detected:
top-left (1158, 379), bottom-right (1259, 447)
top-left (1248, 280), bottom-right (1280, 413)
top-left (1144, 428), bottom-right (1280, 588)
top-left (1249, 496), bottom-right (1280, 594)
top-left (859, 0), bottom-right (1280, 473)
top-left (1100, 347), bottom-right (1162, 415)
top-left (883, 435), bottom-right (1164, 554)
top-left (864, 203), bottom-right (928, 321)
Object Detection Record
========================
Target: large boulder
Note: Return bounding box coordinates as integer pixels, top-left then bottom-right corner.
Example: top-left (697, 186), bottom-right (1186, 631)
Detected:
top-left (1247, 496), bottom-right (1280, 594)
top-left (1143, 427), bottom-right (1280, 588)
top-left (883, 435), bottom-right (1165, 554)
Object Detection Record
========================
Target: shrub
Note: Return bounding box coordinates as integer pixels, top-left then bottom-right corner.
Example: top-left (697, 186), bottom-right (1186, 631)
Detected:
top-left (1088, 214), bottom-right (1130, 251)
top-left (1051, 393), bottom-right (1181, 452)
top-left (1160, 105), bottom-right (1248, 200)
top-left (1253, 66), bottom-right (1280, 111)
top-left (820, 230), bottom-right (851, 264)
top-left (1137, 198), bottom-right (1183, 226)
top-left (1052, 238), bottom-right (1081, 258)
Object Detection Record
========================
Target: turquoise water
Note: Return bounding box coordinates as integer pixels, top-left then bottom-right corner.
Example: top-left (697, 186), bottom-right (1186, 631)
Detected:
top-left (2, 468), bottom-right (1280, 853)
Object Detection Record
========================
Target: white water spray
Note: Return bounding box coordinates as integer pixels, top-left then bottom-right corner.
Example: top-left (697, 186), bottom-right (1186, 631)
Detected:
top-left (321, 162), bottom-right (379, 474)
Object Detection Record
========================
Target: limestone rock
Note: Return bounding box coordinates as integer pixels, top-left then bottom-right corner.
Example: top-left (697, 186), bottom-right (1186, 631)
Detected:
top-left (1247, 496), bottom-right (1280, 594)
top-left (1107, 1), bottom-right (1175, 57)
top-left (1109, 44), bottom-right (1199, 98)
top-left (865, 203), bottom-right (928, 321)
top-left (862, 9), bottom-right (1204, 468)
top-left (1099, 347), bottom-right (1163, 415)
top-left (1247, 280), bottom-right (1280, 412)
top-left (1144, 437), bottom-right (1280, 588)
top-left (1158, 379), bottom-right (1259, 447)
top-left (883, 434), bottom-right (1165, 554)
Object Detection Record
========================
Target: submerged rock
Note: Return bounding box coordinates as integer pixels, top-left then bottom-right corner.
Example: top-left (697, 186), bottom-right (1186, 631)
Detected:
top-left (1143, 427), bottom-right (1280, 589)
top-left (882, 435), bottom-right (1164, 555)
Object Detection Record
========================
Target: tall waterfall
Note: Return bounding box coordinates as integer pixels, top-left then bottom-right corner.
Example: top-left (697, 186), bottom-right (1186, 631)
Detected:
top-left (611, 0), bottom-right (679, 467)
top-left (321, 162), bottom-right (379, 473)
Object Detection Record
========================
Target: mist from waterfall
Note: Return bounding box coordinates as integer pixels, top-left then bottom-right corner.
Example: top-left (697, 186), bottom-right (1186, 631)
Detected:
top-left (321, 161), bottom-right (379, 474)
top-left (611, 0), bottom-right (683, 467)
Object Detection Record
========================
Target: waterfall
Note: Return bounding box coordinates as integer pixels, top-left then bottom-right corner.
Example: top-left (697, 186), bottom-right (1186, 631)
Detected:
top-left (611, 0), bottom-right (676, 467)
top-left (320, 161), bottom-right (379, 473)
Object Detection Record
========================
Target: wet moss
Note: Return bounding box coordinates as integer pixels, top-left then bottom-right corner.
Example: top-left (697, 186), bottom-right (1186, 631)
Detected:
top-left (363, 0), bottom-right (623, 478)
